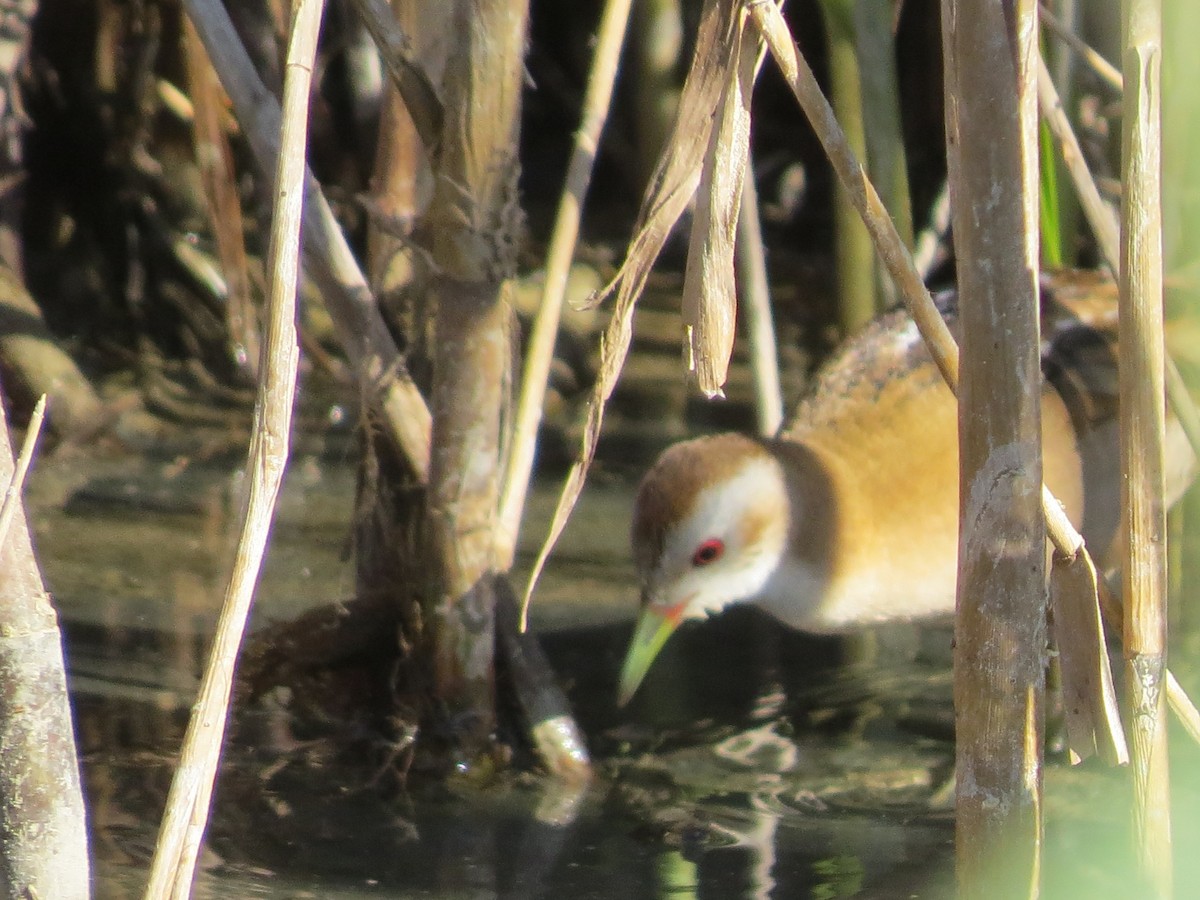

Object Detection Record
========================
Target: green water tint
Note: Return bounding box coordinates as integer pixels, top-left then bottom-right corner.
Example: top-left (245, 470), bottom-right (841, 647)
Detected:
top-left (29, 452), bottom-right (1200, 898)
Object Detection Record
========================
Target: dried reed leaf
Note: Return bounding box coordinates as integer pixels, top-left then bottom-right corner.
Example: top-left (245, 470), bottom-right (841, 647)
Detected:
top-left (1049, 550), bottom-right (1129, 766)
top-left (521, 0), bottom-right (739, 626)
top-left (683, 8), bottom-right (758, 397)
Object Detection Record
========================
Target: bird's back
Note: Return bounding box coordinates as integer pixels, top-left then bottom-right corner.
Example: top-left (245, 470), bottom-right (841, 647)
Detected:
top-left (766, 271), bottom-right (1162, 628)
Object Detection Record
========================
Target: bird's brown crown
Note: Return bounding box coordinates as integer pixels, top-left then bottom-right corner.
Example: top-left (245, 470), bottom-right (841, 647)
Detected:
top-left (631, 433), bottom-right (769, 578)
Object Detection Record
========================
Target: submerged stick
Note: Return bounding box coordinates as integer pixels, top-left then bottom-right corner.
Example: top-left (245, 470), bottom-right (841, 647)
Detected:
top-left (143, 2), bottom-right (318, 897)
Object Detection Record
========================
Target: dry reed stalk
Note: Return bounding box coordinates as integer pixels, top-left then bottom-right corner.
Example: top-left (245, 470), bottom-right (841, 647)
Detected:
top-left (141, 2), bottom-right (318, 896)
top-left (942, 1), bottom-right (1045, 894)
top-left (182, 18), bottom-right (259, 377)
top-left (737, 170), bottom-right (784, 436)
top-left (0, 393), bottom-right (89, 897)
top-left (183, 0), bottom-right (433, 481)
top-left (496, 0), bottom-right (635, 570)
top-left (1119, 0), bottom-right (1172, 892)
top-left (0, 394), bottom-right (44, 552)
top-left (749, 0), bottom-right (1134, 764)
top-left (746, 1), bottom-right (959, 385)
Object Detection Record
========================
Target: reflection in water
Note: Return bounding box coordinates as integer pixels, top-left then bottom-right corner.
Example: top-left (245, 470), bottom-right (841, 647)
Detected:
top-left (28, 452), bottom-right (1200, 897)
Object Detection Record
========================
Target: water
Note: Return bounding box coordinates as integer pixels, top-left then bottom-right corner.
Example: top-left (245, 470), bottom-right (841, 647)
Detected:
top-left (26, 444), bottom-right (1200, 898)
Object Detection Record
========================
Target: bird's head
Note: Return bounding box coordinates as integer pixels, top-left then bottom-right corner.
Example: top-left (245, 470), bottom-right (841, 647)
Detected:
top-left (618, 433), bottom-right (791, 705)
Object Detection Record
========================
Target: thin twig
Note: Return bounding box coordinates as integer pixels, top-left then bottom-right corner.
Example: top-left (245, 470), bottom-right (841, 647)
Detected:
top-left (1038, 4), bottom-right (1123, 93)
top-left (0, 395), bottom-right (46, 554)
top-left (496, 0), bottom-right (634, 570)
top-left (142, 2), bottom-right (319, 897)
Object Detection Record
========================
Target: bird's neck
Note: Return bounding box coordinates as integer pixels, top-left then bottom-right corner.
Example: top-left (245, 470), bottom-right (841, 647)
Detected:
top-left (754, 437), bottom-right (959, 631)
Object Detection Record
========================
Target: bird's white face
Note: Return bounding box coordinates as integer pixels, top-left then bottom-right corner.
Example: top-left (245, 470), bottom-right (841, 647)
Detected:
top-left (641, 456), bottom-right (791, 622)
top-left (619, 439), bottom-right (791, 705)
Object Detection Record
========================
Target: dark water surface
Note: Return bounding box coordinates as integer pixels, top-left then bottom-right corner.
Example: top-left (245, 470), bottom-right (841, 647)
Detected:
top-left (26, 447), bottom-right (1200, 899)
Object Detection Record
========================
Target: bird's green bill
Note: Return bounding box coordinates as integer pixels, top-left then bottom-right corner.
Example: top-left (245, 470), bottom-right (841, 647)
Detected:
top-left (617, 603), bottom-right (684, 706)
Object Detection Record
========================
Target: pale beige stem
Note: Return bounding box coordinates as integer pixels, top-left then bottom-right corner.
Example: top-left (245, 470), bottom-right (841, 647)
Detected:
top-left (496, 0), bottom-right (635, 570)
top-left (1119, 1), bottom-right (1172, 890)
top-left (142, 2), bottom-right (318, 896)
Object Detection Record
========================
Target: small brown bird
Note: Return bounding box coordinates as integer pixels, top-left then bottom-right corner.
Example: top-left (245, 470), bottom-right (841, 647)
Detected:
top-left (618, 273), bottom-right (1196, 706)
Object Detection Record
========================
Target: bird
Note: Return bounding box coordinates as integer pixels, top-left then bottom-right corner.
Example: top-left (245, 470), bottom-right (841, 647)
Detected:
top-left (617, 271), bottom-right (1197, 706)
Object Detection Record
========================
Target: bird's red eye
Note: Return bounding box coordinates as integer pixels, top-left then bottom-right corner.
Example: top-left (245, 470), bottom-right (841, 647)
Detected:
top-left (692, 539), bottom-right (724, 567)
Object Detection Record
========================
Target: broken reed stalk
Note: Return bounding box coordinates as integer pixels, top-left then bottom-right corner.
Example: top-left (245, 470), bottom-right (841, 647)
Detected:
top-left (942, 0), bottom-right (1045, 894)
top-left (682, 5), bottom-right (758, 397)
top-left (182, 0), bottom-right (433, 482)
top-left (1039, 15), bottom-right (1200, 748)
top-left (1038, 45), bottom-right (1200, 776)
top-left (496, 0), bottom-right (634, 569)
top-left (1119, 0), bottom-right (1172, 892)
top-left (0, 394), bottom-right (44, 551)
top-left (737, 171), bottom-right (784, 436)
top-left (142, 2), bottom-right (317, 897)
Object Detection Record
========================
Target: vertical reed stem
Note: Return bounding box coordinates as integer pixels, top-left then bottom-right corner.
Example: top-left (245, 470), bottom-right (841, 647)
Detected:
top-left (942, 0), bottom-right (1045, 895)
top-left (1120, 0), bottom-right (1172, 894)
top-left (144, 0), bottom-right (317, 894)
